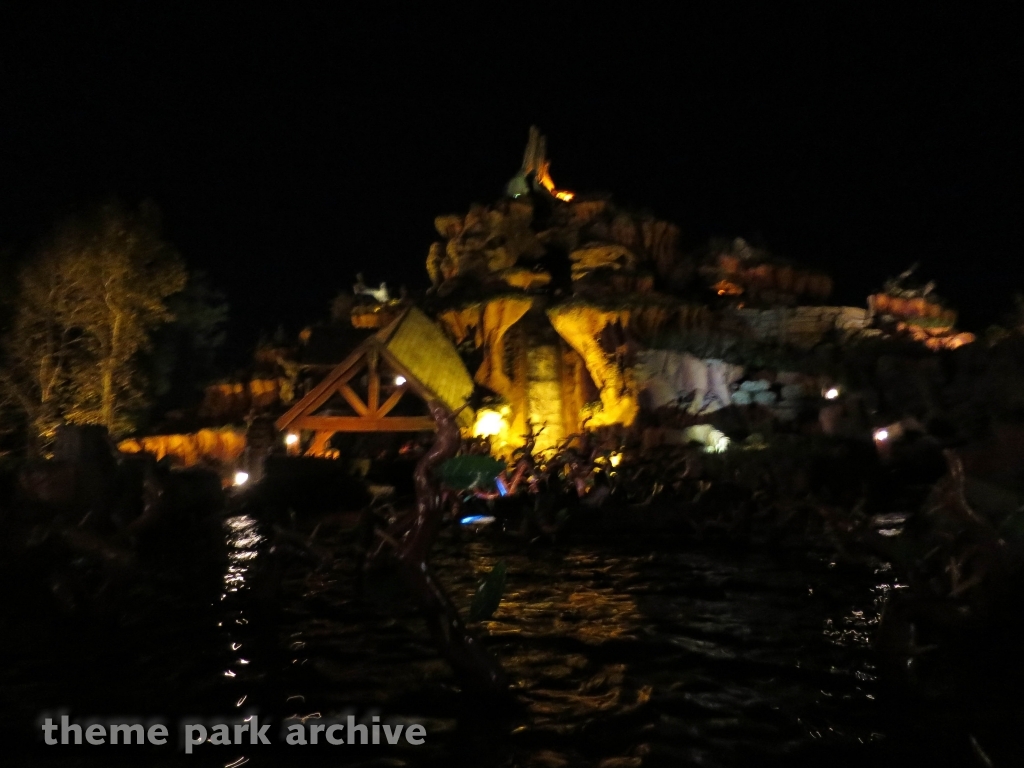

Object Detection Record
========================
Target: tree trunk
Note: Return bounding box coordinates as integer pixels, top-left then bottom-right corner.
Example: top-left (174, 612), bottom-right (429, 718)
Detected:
top-left (102, 312), bottom-right (123, 433)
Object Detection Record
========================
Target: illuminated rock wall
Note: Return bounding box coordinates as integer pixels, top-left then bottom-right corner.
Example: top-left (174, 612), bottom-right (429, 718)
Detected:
top-left (118, 428), bottom-right (246, 467)
top-left (198, 378), bottom-right (288, 421)
top-left (547, 305), bottom-right (639, 427)
top-left (723, 306), bottom-right (869, 349)
top-left (437, 297), bottom-right (533, 403)
top-left (526, 344), bottom-right (565, 455)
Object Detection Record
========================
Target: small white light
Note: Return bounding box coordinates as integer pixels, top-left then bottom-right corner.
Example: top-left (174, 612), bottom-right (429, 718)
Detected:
top-left (233, 471), bottom-right (249, 486)
top-left (710, 434), bottom-right (731, 453)
top-left (874, 429), bottom-right (889, 442)
top-left (824, 387), bottom-right (840, 400)
top-left (394, 375), bottom-right (406, 386)
top-left (284, 433), bottom-right (299, 446)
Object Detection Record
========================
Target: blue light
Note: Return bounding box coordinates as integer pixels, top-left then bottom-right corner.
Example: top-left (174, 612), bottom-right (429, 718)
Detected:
top-left (460, 515), bottom-right (496, 526)
top-left (495, 477), bottom-right (508, 496)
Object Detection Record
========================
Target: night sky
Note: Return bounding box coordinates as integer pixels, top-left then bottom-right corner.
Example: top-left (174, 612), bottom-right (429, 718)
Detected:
top-left (2, 5), bottom-right (1021, 350)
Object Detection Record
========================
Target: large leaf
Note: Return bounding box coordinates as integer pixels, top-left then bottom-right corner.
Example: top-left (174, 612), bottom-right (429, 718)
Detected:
top-left (436, 455), bottom-right (506, 491)
top-left (469, 560), bottom-right (507, 622)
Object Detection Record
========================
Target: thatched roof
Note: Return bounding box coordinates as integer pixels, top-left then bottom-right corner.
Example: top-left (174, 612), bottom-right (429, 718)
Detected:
top-left (378, 307), bottom-right (475, 428)
top-left (275, 306), bottom-right (475, 436)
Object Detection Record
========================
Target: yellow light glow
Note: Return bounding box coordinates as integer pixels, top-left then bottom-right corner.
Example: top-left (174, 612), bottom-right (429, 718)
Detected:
top-left (284, 433), bottom-right (299, 446)
top-left (712, 279), bottom-right (744, 297)
top-left (535, 166), bottom-right (575, 202)
top-left (609, 452), bottom-right (622, 467)
top-left (473, 408), bottom-right (505, 437)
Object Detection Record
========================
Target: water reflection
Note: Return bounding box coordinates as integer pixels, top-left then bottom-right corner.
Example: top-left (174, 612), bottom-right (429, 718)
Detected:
top-left (1, 512), bottom-right (921, 768)
top-left (224, 514), bottom-right (262, 594)
top-left (244, 538), bottom-right (895, 766)
top-left (219, 513), bottom-right (264, 768)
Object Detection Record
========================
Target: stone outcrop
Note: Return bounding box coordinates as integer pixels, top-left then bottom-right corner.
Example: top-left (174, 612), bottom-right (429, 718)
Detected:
top-left (547, 304), bottom-right (639, 427)
top-left (426, 130), bottom-right (693, 298)
top-left (700, 238), bottom-right (833, 304)
top-left (118, 427), bottom-right (246, 468)
top-left (635, 351), bottom-right (745, 414)
top-left (198, 378), bottom-right (291, 422)
top-left (723, 306), bottom-right (869, 349)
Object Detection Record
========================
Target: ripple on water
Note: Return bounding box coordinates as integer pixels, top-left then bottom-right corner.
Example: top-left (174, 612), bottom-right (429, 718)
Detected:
top-left (1, 524), bottom-right (899, 767)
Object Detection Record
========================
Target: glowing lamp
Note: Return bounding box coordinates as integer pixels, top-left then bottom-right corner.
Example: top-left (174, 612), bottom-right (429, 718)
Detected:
top-left (473, 408), bottom-right (505, 437)
top-left (873, 428), bottom-right (889, 442)
top-left (394, 375), bottom-right (407, 386)
top-left (609, 452), bottom-right (622, 467)
top-left (233, 471), bottom-right (249, 486)
top-left (284, 433), bottom-right (299, 446)
top-left (710, 433), bottom-right (731, 453)
top-left (824, 387), bottom-right (840, 400)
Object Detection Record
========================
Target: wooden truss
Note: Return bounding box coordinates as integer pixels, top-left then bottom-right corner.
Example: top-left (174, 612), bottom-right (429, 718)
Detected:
top-left (275, 340), bottom-right (436, 455)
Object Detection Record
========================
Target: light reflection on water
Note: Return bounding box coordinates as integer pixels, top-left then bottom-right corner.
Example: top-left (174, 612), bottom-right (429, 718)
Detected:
top-left (0, 512), bottom-right (927, 768)
top-left (224, 514), bottom-right (262, 594)
top-left (247, 537), bottom-right (899, 767)
top-left (220, 514), bottom-right (263, 729)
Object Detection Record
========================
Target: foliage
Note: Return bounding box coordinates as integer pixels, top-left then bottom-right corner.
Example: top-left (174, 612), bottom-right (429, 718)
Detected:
top-left (469, 560), bottom-right (507, 622)
top-left (0, 202), bottom-right (186, 445)
top-left (147, 270), bottom-right (229, 417)
top-left (436, 455), bottom-right (506, 491)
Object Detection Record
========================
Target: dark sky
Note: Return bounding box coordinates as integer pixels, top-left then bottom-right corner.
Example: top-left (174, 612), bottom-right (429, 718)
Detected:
top-left (2, 4), bottom-right (1022, 348)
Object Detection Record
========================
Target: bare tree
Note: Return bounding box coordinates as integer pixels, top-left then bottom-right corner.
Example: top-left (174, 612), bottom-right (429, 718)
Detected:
top-left (1, 202), bottom-right (186, 444)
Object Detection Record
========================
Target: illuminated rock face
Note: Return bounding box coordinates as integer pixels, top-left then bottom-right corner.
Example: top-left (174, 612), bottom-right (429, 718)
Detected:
top-left (635, 351), bottom-right (744, 414)
top-left (199, 378), bottom-right (290, 421)
top-left (427, 201), bottom-right (545, 290)
top-left (118, 428), bottom-right (246, 467)
top-left (426, 129), bottom-right (693, 298)
top-left (724, 306), bottom-right (870, 349)
top-left (526, 345), bottom-right (564, 455)
top-left (437, 297), bottom-right (533, 404)
top-left (700, 240), bottom-right (833, 304)
top-left (548, 306), bottom-right (639, 427)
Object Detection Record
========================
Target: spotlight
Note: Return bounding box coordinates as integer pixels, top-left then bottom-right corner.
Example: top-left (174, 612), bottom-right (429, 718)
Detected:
top-left (284, 433), bottom-right (299, 446)
top-left (473, 409), bottom-right (505, 437)
top-left (873, 428), bottom-right (889, 442)
top-left (824, 387), bottom-right (840, 400)
top-left (233, 471), bottom-right (249, 486)
top-left (394, 376), bottom-right (406, 386)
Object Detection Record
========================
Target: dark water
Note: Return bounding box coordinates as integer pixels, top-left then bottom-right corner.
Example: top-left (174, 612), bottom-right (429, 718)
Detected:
top-left (0, 513), bottom-right (1007, 766)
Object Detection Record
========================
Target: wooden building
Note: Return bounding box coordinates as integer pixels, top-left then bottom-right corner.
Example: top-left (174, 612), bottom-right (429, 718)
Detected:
top-left (275, 307), bottom-right (475, 455)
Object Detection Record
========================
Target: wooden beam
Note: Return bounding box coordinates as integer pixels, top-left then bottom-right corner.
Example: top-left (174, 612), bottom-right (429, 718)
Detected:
top-left (338, 383), bottom-right (369, 416)
top-left (291, 415), bottom-right (436, 432)
top-left (288, 360), bottom-right (365, 424)
top-left (376, 383), bottom-right (408, 417)
top-left (367, 347), bottom-right (380, 414)
top-left (378, 347), bottom-right (434, 404)
top-left (305, 431), bottom-right (334, 456)
top-left (276, 343), bottom-right (374, 431)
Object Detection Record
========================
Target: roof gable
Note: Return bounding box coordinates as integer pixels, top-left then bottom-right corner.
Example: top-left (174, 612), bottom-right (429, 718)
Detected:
top-left (275, 307), bottom-right (475, 436)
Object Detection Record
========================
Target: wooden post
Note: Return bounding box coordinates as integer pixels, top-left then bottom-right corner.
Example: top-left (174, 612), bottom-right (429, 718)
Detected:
top-left (512, 326), bottom-right (528, 440)
top-left (305, 431), bottom-right (333, 457)
top-left (367, 347), bottom-right (380, 415)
